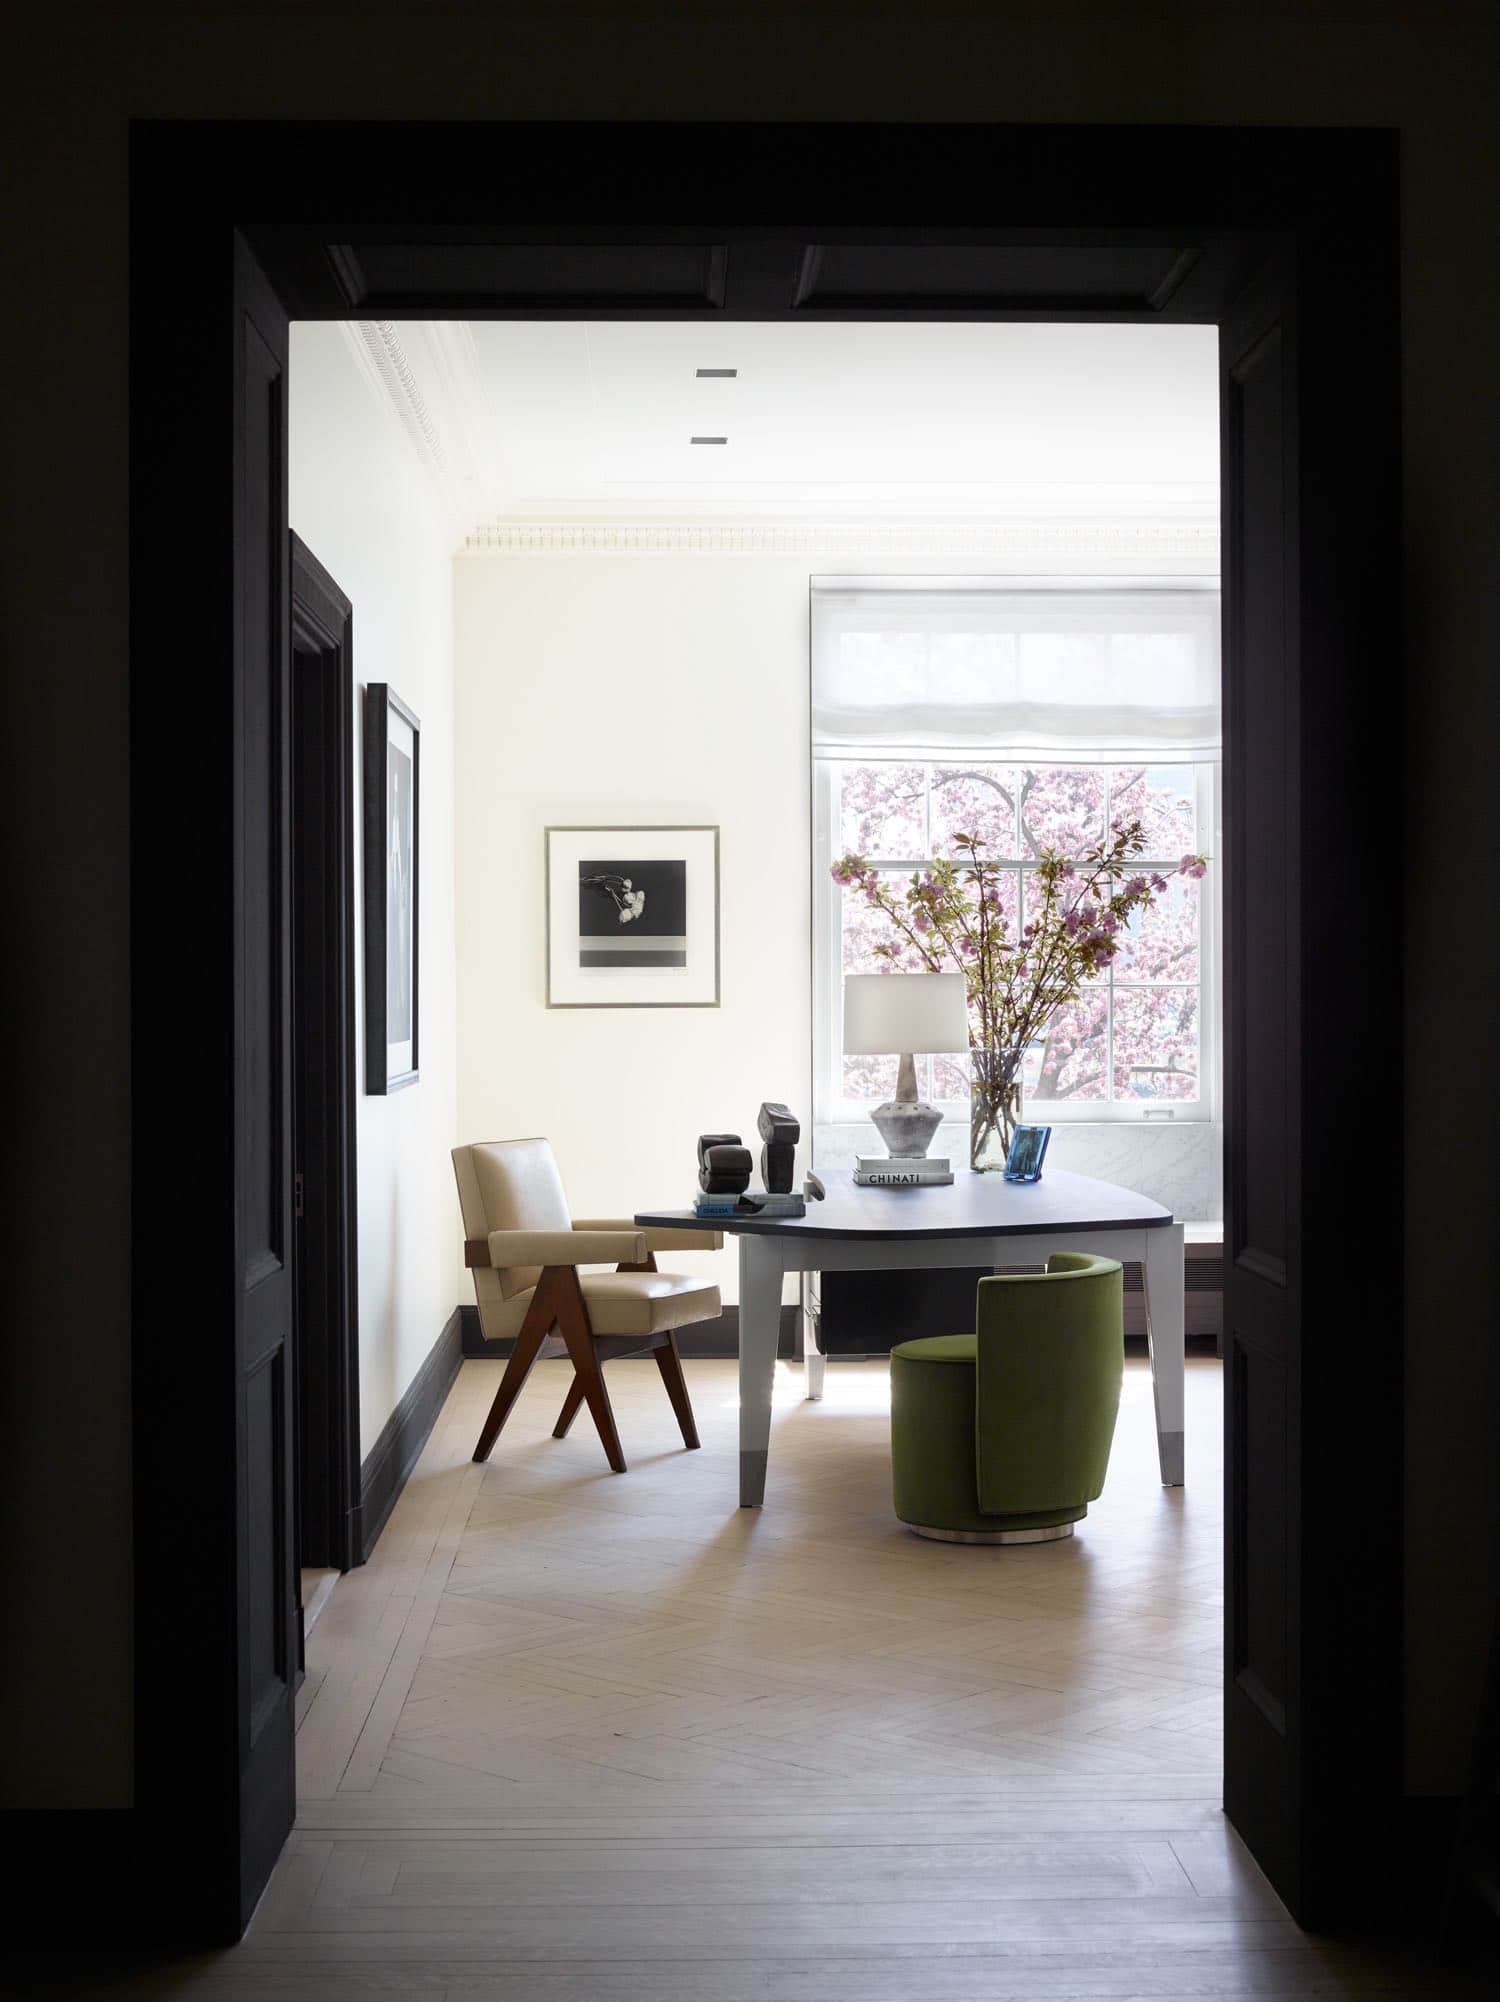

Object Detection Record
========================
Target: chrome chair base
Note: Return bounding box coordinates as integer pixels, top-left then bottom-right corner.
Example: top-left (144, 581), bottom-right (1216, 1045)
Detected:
top-left (907, 1520), bottom-right (1075, 1545)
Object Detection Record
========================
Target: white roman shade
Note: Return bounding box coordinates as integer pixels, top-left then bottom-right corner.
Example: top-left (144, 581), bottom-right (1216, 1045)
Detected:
top-left (811, 582), bottom-right (1221, 763)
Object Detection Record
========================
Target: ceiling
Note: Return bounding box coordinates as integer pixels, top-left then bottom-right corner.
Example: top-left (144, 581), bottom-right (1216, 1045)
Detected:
top-left (352, 319), bottom-right (1221, 541)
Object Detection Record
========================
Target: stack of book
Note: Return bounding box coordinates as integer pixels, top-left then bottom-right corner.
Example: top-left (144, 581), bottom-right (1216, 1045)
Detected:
top-left (853, 1154), bottom-right (954, 1188)
top-left (693, 1190), bottom-right (807, 1219)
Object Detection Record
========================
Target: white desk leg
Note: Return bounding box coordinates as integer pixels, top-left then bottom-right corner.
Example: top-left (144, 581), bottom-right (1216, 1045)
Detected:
top-left (1141, 1223), bottom-right (1186, 1486)
top-left (798, 1274), bottom-right (826, 1403)
top-left (738, 1234), bottom-right (783, 1506)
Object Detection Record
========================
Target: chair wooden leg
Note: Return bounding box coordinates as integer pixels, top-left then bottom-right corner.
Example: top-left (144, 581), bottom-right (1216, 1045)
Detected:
top-left (654, 1332), bottom-right (700, 1450)
top-left (553, 1373), bottom-right (586, 1439)
top-left (552, 1269), bottom-right (627, 1473)
top-left (472, 1278), bottom-right (556, 1463)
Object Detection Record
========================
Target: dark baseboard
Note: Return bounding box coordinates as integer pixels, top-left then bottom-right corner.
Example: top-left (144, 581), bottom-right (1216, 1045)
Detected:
top-left (459, 1302), bottom-right (799, 1361)
top-left (359, 1307), bottom-right (464, 1562)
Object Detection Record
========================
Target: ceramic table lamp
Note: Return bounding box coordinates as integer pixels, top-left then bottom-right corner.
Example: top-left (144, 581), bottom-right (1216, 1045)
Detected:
top-left (842, 972), bottom-right (970, 1160)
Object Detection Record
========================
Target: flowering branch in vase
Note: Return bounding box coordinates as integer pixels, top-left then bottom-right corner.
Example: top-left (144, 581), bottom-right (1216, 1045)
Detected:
top-left (831, 825), bottom-right (1208, 1170)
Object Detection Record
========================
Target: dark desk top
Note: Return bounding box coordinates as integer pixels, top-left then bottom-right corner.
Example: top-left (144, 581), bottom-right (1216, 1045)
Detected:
top-left (637, 1168), bottom-right (1173, 1244)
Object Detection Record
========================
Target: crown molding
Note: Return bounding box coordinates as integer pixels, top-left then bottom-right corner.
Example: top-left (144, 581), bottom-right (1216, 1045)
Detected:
top-left (348, 321), bottom-right (449, 481)
top-left (463, 518), bottom-right (1221, 561)
top-left (339, 320), bottom-right (484, 546)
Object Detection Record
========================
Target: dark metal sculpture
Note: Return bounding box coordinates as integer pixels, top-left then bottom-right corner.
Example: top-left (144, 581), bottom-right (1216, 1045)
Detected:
top-left (756, 1102), bottom-right (800, 1194)
top-left (697, 1132), bottom-right (752, 1195)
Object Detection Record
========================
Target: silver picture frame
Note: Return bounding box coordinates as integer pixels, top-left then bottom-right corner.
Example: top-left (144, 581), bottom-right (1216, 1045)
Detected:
top-left (544, 820), bottom-right (720, 1009)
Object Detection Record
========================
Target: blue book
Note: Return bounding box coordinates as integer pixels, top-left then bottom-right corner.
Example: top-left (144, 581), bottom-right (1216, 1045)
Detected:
top-left (693, 1195), bottom-right (742, 1216)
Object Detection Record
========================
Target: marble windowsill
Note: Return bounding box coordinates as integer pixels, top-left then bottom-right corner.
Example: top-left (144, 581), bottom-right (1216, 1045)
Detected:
top-left (813, 1118), bottom-right (1224, 1225)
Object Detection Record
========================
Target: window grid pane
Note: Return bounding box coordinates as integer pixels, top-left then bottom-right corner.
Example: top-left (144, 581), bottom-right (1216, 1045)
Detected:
top-left (834, 761), bottom-right (1204, 1111)
top-left (1112, 987), bottom-right (1199, 1101)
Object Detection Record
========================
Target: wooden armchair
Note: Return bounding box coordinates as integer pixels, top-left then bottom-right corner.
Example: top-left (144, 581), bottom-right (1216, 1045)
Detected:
top-left (453, 1139), bottom-right (722, 1472)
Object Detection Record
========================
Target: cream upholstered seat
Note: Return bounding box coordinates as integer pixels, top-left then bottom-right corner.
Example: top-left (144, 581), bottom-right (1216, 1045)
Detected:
top-left (575, 1269), bottom-right (720, 1337)
top-left (453, 1139), bottom-right (721, 1472)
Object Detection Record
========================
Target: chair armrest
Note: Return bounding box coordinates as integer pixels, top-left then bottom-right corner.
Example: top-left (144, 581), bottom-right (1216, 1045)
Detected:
top-left (573, 1217), bottom-right (724, 1254)
top-left (466, 1228), bottom-right (648, 1270)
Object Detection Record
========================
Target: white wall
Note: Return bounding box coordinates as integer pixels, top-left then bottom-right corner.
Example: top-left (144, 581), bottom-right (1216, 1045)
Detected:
top-left (454, 552), bottom-right (812, 1304)
top-left (454, 532), bottom-right (1221, 1301)
top-left (290, 325), bottom-right (459, 1459)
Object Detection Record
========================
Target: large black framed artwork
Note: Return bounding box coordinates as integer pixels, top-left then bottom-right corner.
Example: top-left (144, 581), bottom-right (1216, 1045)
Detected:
top-left (363, 683), bottom-right (420, 1092)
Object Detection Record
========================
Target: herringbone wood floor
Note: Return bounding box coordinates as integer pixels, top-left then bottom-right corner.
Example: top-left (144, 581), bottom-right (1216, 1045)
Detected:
top-left (103, 1354), bottom-right (1486, 1998)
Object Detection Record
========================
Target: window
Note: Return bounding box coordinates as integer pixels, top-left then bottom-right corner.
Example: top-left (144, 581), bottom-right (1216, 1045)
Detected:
top-left (814, 758), bottom-right (1218, 1126)
top-left (810, 580), bottom-right (1221, 1136)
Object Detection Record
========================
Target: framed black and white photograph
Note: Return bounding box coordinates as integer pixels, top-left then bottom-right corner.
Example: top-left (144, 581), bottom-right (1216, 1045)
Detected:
top-left (363, 683), bottom-right (420, 1090)
top-left (546, 825), bottom-right (719, 1008)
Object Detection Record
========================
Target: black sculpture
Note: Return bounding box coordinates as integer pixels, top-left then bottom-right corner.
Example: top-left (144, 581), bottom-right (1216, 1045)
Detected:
top-left (697, 1132), bottom-right (752, 1195)
top-left (757, 1102), bottom-right (800, 1194)
top-left (697, 1109), bottom-right (802, 1197)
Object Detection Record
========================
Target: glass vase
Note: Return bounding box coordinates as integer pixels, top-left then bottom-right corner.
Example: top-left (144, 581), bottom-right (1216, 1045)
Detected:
top-left (970, 1049), bottom-right (1022, 1174)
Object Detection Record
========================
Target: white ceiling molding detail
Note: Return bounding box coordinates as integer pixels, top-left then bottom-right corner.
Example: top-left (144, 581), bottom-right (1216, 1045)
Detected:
top-left (463, 519), bottom-right (1221, 561)
top-left (353, 321), bottom-right (449, 475)
top-left (338, 321), bottom-right (490, 545)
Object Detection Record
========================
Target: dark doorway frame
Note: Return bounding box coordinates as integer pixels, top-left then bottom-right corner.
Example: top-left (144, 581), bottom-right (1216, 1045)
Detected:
top-left (128, 120), bottom-right (1400, 1945)
top-left (290, 535), bottom-right (362, 1577)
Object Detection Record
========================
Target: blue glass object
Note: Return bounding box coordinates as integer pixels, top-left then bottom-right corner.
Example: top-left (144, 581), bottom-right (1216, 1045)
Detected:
top-left (1003, 1123), bottom-right (1052, 1183)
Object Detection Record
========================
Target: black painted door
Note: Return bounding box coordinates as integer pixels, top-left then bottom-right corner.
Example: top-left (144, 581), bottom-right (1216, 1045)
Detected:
top-left (1220, 250), bottom-right (1303, 1912)
top-left (232, 231), bottom-right (299, 1921)
top-left (290, 534), bottom-right (362, 1577)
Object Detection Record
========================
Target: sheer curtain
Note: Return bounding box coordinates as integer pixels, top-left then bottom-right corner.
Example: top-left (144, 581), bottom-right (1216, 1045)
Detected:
top-left (811, 581), bottom-right (1221, 763)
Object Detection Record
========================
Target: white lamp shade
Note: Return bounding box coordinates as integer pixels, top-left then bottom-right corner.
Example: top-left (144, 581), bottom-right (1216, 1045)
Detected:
top-left (842, 973), bottom-right (970, 1056)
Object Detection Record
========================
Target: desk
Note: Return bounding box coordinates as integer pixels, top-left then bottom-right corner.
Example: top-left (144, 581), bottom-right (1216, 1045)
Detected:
top-left (637, 1169), bottom-right (1184, 1507)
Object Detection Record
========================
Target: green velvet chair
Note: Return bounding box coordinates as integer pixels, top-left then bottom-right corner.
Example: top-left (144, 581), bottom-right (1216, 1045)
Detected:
top-left (890, 1251), bottom-right (1124, 1544)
